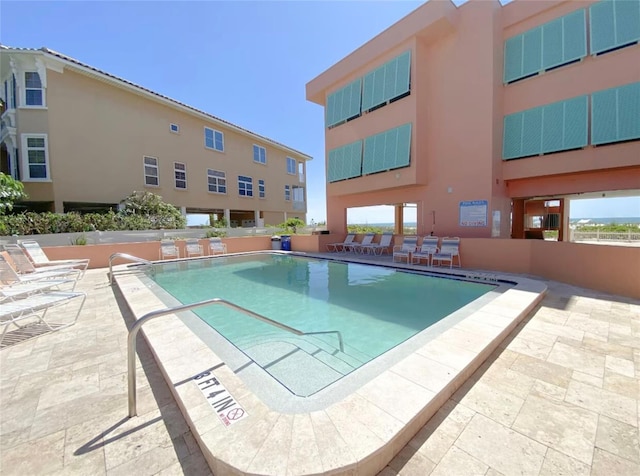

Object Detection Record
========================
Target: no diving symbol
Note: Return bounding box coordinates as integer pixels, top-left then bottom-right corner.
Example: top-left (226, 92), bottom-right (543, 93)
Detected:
top-left (226, 408), bottom-right (245, 421)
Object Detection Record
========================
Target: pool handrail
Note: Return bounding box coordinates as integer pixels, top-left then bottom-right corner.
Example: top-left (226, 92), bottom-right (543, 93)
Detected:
top-left (108, 253), bottom-right (155, 284)
top-left (127, 297), bottom-right (344, 417)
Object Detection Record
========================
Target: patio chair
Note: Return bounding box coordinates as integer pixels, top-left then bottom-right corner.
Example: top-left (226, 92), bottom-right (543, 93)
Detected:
top-left (0, 289), bottom-right (87, 346)
top-left (185, 238), bottom-right (204, 258)
top-left (3, 245), bottom-right (84, 280)
top-left (159, 240), bottom-right (180, 260)
top-left (411, 236), bottom-right (440, 266)
top-left (361, 232), bottom-right (394, 255)
top-left (208, 237), bottom-right (227, 255)
top-left (0, 255), bottom-right (81, 288)
top-left (431, 237), bottom-right (461, 268)
top-left (350, 233), bottom-right (375, 254)
top-left (392, 236), bottom-right (418, 263)
top-left (1, 279), bottom-right (75, 302)
top-left (19, 240), bottom-right (90, 276)
top-left (326, 233), bottom-right (356, 253)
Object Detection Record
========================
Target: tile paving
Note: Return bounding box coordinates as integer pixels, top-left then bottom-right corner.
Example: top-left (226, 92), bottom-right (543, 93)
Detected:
top-left (0, 265), bottom-right (639, 475)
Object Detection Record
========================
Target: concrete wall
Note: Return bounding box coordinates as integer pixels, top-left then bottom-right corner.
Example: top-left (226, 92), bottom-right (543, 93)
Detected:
top-left (42, 236), bottom-right (640, 299)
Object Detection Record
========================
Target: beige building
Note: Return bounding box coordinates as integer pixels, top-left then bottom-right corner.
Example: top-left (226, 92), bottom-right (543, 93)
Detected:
top-left (0, 46), bottom-right (310, 227)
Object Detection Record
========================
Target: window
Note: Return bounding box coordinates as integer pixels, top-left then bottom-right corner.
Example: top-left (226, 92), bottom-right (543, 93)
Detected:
top-left (238, 175), bottom-right (253, 197)
top-left (285, 185), bottom-right (291, 201)
top-left (592, 82), bottom-right (640, 145)
top-left (24, 72), bottom-right (44, 106)
top-left (204, 127), bottom-right (224, 151)
top-left (207, 169), bottom-right (226, 193)
top-left (362, 51), bottom-right (411, 112)
top-left (326, 78), bottom-right (362, 128)
top-left (292, 186), bottom-right (304, 202)
top-left (3, 74), bottom-right (16, 109)
top-left (174, 162), bottom-right (186, 189)
top-left (253, 145), bottom-right (266, 164)
top-left (258, 179), bottom-right (265, 198)
top-left (362, 123), bottom-right (412, 175)
top-left (327, 140), bottom-right (363, 183)
top-left (170, 123), bottom-right (180, 133)
top-left (286, 157), bottom-right (296, 175)
top-left (590, 0), bottom-right (640, 55)
top-left (143, 156), bottom-right (159, 186)
top-left (21, 134), bottom-right (49, 180)
top-left (503, 96), bottom-right (588, 159)
top-left (504, 10), bottom-right (586, 84)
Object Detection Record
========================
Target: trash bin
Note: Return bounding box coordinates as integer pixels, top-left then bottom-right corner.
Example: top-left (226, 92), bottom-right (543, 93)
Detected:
top-left (271, 236), bottom-right (281, 250)
top-left (281, 235), bottom-right (291, 251)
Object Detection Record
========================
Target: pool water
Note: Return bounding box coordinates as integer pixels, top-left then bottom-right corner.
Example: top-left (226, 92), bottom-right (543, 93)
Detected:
top-left (151, 254), bottom-right (494, 396)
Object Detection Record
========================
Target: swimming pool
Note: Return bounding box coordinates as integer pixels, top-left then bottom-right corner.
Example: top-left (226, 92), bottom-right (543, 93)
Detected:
top-left (114, 251), bottom-right (546, 475)
top-left (150, 254), bottom-right (494, 398)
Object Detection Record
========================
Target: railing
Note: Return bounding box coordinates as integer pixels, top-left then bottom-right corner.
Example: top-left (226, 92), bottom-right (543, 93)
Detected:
top-left (126, 297), bottom-right (344, 417)
top-left (573, 231), bottom-right (640, 242)
top-left (108, 253), bottom-right (154, 284)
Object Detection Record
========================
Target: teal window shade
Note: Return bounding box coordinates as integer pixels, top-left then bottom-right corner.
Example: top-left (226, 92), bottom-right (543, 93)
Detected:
top-left (504, 10), bottom-right (587, 83)
top-left (590, 0), bottom-right (640, 54)
top-left (362, 123), bottom-right (412, 174)
top-left (502, 95), bottom-right (588, 159)
top-left (326, 78), bottom-right (362, 128)
top-left (362, 51), bottom-right (411, 111)
top-left (592, 82), bottom-right (640, 144)
top-left (327, 141), bottom-right (363, 183)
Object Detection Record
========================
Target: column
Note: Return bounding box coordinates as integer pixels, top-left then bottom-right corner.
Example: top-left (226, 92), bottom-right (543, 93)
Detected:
top-left (394, 204), bottom-right (404, 235)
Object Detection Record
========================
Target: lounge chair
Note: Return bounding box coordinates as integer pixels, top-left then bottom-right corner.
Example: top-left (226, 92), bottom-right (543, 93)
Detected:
top-left (350, 233), bottom-right (375, 254)
top-left (3, 245), bottom-right (84, 280)
top-left (0, 255), bottom-right (80, 288)
top-left (392, 236), bottom-right (418, 263)
top-left (1, 279), bottom-right (75, 302)
top-left (159, 240), bottom-right (180, 260)
top-left (431, 237), bottom-right (461, 268)
top-left (411, 236), bottom-right (440, 266)
top-left (208, 237), bottom-right (227, 255)
top-left (361, 232), bottom-right (394, 255)
top-left (0, 289), bottom-right (87, 346)
top-left (326, 233), bottom-right (356, 253)
top-left (185, 238), bottom-right (204, 257)
top-left (19, 240), bottom-right (90, 275)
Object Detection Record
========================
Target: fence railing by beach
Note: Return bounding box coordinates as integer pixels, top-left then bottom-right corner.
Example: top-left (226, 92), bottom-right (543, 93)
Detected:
top-left (572, 230), bottom-right (640, 242)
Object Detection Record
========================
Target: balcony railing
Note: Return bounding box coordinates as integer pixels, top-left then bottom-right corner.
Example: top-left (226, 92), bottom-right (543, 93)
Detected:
top-left (293, 200), bottom-right (306, 211)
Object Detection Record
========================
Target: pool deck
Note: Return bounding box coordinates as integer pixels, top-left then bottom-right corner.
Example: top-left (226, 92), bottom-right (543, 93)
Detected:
top-left (1, 255), bottom-right (639, 475)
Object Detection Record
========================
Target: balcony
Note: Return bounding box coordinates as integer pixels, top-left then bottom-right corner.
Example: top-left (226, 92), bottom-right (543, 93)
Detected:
top-left (293, 200), bottom-right (306, 211)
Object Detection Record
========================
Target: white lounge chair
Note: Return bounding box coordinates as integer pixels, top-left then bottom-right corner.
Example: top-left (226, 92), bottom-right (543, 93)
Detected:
top-left (185, 238), bottom-right (204, 257)
top-left (411, 236), bottom-right (440, 266)
top-left (392, 236), bottom-right (418, 263)
top-left (0, 290), bottom-right (86, 346)
top-left (0, 255), bottom-right (79, 287)
top-left (350, 233), bottom-right (375, 254)
top-left (1, 279), bottom-right (75, 302)
top-left (361, 232), bottom-right (394, 255)
top-left (208, 237), bottom-right (227, 255)
top-left (326, 233), bottom-right (356, 253)
top-left (19, 240), bottom-right (90, 276)
top-left (2, 247), bottom-right (83, 282)
top-left (159, 240), bottom-right (180, 260)
top-left (431, 237), bottom-right (461, 268)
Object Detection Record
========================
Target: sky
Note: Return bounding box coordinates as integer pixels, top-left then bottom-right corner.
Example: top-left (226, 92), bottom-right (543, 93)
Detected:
top-left (1, 0), bottom-right (638, 224)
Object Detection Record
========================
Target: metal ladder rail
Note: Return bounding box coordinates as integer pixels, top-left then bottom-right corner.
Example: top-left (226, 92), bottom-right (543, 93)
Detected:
top-left (109, 253), bottom-right (155, 284)
top-left (127, 297), bottom-right (344, 417)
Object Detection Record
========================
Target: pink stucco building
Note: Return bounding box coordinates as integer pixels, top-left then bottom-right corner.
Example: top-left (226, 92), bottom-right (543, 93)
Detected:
top-left (306, 0), bottom-right (639, 240)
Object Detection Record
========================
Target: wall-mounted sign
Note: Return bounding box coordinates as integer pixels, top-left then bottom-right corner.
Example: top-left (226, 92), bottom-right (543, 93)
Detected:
top-left (492, 210), bottom-right (501, 237)
top-left (459, 200), bottom-right (488, 227)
